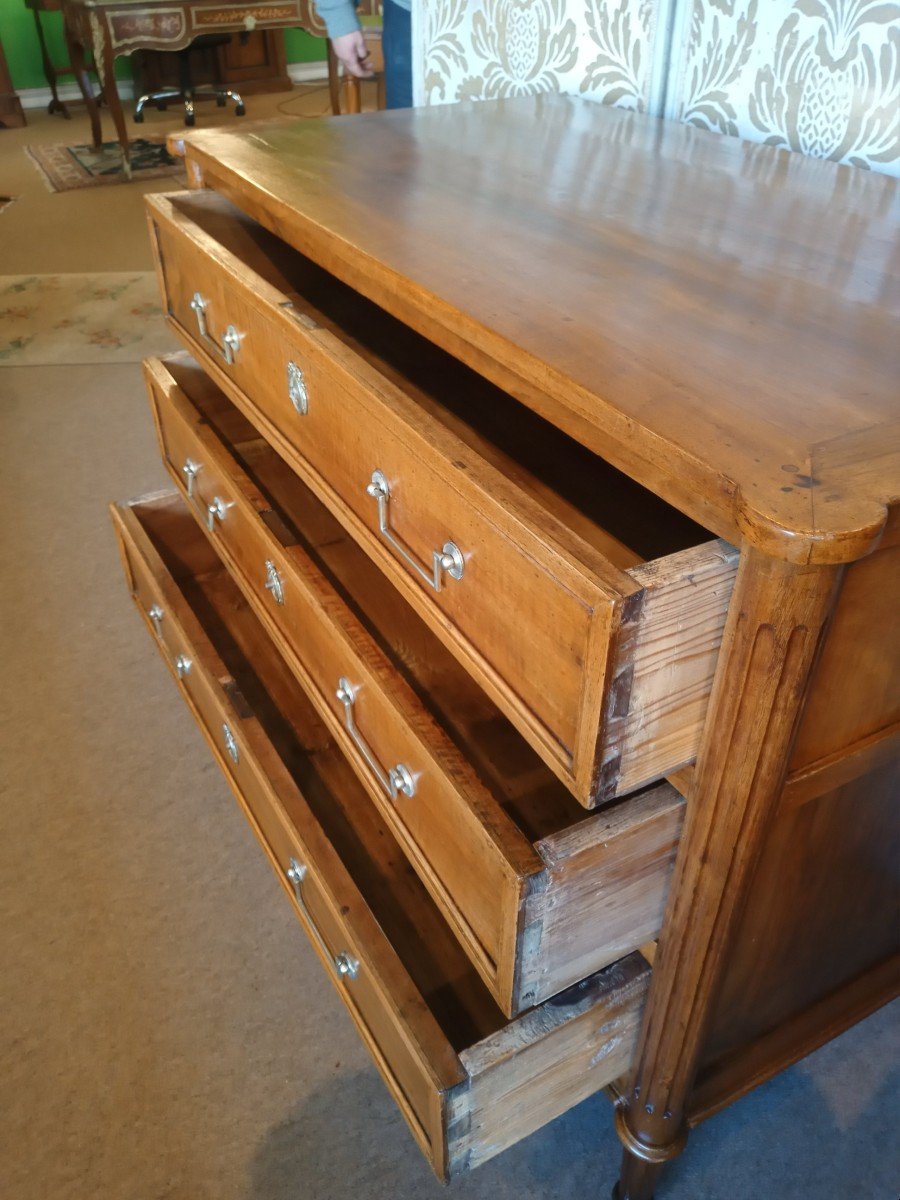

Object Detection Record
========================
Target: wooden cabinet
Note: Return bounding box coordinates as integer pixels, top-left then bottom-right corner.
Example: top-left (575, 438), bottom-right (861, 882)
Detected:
top-left (0, 33), bottom-right (26, 128)
top-left (146, 189), bottom-right (738, 807)
top-left (113, 96), bottom-right (899, 1197)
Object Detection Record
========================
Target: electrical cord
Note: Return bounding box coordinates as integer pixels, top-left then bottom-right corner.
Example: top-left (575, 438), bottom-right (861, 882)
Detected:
top-left (276, 82), bottom-right (332, 119)
top-left (274, 77), bottom-right (380, 119)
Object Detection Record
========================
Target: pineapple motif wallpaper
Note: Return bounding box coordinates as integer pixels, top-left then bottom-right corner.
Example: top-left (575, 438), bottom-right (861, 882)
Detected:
top-left (412, 0), bottom-right (900, 175)
top-left (666, 0), bottom-right (900, 172)
top-left (415, 0), bottom-right (667, 110)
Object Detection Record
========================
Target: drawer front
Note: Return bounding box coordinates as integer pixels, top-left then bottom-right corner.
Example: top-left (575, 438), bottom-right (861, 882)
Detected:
top-left (146, 361), bottom-right (535, 1005)
top-left (111, 493), bottom-right (652, 1180)
top-left (148, 194), bottom-right (630, 799)
top-left (112, 497), bottom-right (455, 1164)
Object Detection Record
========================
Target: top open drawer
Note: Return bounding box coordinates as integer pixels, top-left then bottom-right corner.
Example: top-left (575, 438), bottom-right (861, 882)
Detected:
top-left (147, 189), bottom-right (739, 807)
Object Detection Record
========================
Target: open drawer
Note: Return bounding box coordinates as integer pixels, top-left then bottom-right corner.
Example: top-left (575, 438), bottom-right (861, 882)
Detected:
top-left (144, 352), bottom-right (684, 1016)
top-left (110, 490), bottom-right (651, 1180)
top-left (146, 189), bottom-right (739, 808)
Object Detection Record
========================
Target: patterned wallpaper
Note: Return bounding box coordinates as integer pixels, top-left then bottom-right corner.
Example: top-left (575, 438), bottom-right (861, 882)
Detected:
top-left (667, 0), bottom-right (900, 172)
top-left (413, 0), bottom-right (670, 111)
top-left (411, 0), bottom-right (900, 174)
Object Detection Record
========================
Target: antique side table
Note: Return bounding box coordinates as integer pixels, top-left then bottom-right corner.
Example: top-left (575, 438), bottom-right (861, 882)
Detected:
top-left (62, 0), bottom-right (382, 171)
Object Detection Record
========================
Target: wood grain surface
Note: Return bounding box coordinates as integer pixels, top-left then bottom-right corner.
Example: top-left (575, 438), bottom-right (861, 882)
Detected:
top-left (141, 351), bottom-right (685, 1015)
top-left (145, 189), bottom-right (738, 805)
top-left (110, 491), bottom-right (652, 1180)
top-left (179, 96), bottom-right (900, 564)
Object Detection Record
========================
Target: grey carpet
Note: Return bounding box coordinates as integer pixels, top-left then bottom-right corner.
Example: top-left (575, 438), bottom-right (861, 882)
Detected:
top-left (0, 362), bottom-right (897, 1200)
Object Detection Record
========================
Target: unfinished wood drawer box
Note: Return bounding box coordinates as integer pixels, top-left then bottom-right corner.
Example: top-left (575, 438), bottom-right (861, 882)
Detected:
top-left (142, 352), bottom-right (685, 1016)
top-left (147, 189), bottom-right (739, 808)
top-left (110, 490), bottom-right (652, 1180)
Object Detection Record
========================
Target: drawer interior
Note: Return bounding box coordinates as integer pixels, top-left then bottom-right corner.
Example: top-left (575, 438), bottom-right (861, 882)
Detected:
top-left (161, 190), bottom-right (711, 565)
top-left (125, 492), bottom-right (651, 1178)
top-left (164, 355), bottom-right (649, 843)
top-left (136, 492), bottom-right (508, 1051)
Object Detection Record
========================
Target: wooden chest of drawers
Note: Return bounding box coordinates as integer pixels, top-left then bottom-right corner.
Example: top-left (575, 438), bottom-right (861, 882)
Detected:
top-left (112, 96), bottom-right (899, 1198)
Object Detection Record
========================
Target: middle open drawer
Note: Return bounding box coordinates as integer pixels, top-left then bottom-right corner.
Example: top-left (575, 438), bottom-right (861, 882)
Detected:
top-left (144, 352), bottom-right (684, 1018)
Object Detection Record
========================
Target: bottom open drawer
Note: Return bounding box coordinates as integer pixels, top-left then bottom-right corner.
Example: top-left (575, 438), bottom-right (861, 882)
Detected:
top-left (110, 489), bottom-right (650, 1179)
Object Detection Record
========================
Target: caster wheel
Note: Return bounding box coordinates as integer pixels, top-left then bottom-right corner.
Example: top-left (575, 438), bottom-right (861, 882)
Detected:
top-left (185, 113), bottom-right (196, 127)
top-left (156, 103), bottom-right (166, 112)
top-left (235, 104), bottom-right (246, 117)
top-left (133, 110), bottom-right (144, 124)
top-left (216, 95), bottom-right (226, 108)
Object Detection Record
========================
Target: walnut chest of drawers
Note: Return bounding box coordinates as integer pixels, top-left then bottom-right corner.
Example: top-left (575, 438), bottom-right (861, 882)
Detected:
top-left (111, 95), bottom-right (900, 1198)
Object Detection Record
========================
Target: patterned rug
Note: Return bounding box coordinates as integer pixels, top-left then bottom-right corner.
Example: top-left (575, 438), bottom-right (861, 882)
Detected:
top-left (0, 273), bottom-right (176, 365)
top-left (25, 139), bottom-right (184, 193)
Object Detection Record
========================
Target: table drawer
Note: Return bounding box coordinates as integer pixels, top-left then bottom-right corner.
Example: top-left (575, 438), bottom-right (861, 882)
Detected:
top-left (146, 190), bottom-right (739, 808)
top-left (144, 352), bottom-right (685, 1017)
top-left (110, 490), bottom-right (652, 1180)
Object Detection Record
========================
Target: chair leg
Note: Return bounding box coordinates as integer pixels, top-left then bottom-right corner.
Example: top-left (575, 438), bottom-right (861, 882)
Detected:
top-left (222, 89), bottom-right (245, 116)
top-left (326, 41), bottom-right (342, 115)
top-left (344, 75), bottom-right (361, 114)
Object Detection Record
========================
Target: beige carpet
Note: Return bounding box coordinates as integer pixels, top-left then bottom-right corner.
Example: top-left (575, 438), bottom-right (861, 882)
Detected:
top-left (0, 85), bottom-right (345, 274)
top-left (0, 100), bottom-right (898, 1200)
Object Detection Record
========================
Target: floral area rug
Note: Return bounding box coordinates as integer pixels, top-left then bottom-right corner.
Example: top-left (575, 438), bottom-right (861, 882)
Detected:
top-left (25, 139), bottom-right (184, 193)
top-left (0, 273), bottom-right (176, 365)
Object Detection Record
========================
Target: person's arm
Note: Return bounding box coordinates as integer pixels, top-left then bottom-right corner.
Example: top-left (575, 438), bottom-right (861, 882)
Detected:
top-left (315, 0), bottom-right (374, 78)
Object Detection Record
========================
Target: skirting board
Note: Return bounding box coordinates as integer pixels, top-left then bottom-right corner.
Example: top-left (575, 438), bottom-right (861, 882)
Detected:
top-left (17, 62), bottom-right (328, 110)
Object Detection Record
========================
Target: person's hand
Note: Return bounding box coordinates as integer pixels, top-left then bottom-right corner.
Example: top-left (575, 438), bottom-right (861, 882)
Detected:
top-left (331, 31), bottom-right (374, 79)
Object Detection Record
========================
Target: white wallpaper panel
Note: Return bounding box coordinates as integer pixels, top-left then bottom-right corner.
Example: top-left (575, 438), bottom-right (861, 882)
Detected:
top-left (412, 0), bottom-right (900, 174)
top-left (414, 0), bottom-right (670, 111)
top-left (666, 0), bottom-right (900, 174)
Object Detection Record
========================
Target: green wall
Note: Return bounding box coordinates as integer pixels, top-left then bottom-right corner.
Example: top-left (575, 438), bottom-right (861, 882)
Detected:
top-left (0, 0), bottom-right (325, 92)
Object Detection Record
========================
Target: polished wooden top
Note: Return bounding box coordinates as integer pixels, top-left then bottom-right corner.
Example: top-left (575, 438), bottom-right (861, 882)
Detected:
top-left (181, 95), bottom-right (900, 563)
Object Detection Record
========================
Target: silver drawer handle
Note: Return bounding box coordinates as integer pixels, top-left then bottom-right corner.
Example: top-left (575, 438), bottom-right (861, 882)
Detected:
top-left (222, 722), bottom-right (239, 764)
top-left (264, 559), bottom-right (284, 605)
top-left (286, 858), bottom-right (359, 981)
top-left (366, 470), bottom-right (464, 593)
top-left (336, 678), bottom-right (416, 800)
top-left (182, 457), bottom-right (202, 497)
top-left (287, 361), bottom-right (308, 415)
top-left (175, 653), bottom-right (192, 679)
top-left (147, 603), bottom-right (164, 636)
top-left (206, 495), bottom-right (231, 531)
top-left (190, 291), bottom-right (243, 365)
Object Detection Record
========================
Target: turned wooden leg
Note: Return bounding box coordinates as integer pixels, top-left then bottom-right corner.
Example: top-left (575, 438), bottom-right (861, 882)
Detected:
top-left (614, 548), bottom-right (844, 1193)
top-left (612, 1149), bottom-right (661, 1200)
top-left (343, 74), bottom-right (361, 114)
